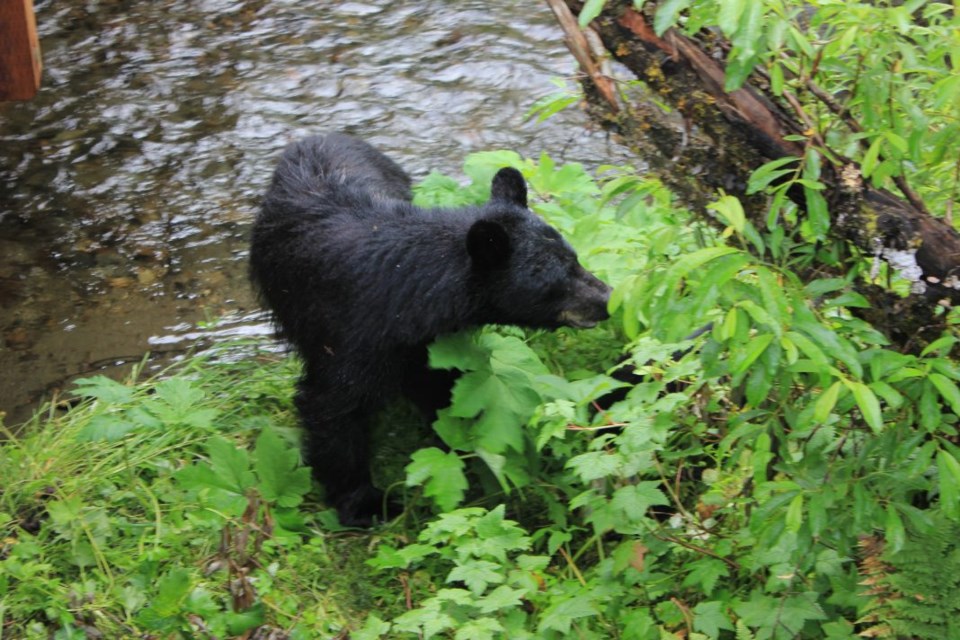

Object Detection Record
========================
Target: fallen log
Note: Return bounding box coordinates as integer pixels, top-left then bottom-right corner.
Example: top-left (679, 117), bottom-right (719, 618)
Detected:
top-left (546, 0), bottom-right (960, 344)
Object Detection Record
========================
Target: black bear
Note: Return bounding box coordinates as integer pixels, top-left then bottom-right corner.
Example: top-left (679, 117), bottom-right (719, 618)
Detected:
top-left (249, 133), bottom-right (611, 525)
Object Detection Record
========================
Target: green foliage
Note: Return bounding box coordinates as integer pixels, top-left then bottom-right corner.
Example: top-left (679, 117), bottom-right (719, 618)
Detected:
top-left (366, 506), bottom-right (545, 639)
top-left (391, 142), bottom-right (960, 638)
top-left (0, 349), bottom-right (399, 638)
top-left (878, 522), bottom-right (960, 639)
top-left (6, 94), bottom-right (960, 638)
top-left (525, 78), bottom-right (582, 123)
top-left (603, 0), bottom-right (960, 221)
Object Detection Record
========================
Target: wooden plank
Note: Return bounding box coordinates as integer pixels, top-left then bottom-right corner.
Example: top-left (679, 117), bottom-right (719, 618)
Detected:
top-left (0, 0), bottom-right (42, 101)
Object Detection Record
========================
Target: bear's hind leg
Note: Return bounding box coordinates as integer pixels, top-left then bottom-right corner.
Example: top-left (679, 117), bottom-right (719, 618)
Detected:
top-left (295, 381), bottom-right (386, 526)
top-left (400, 346), bottom-right (459, 420)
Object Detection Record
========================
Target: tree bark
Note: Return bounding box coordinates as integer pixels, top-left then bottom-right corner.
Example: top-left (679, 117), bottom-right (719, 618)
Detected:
top-left (547, 0), bottom-right (960, 344)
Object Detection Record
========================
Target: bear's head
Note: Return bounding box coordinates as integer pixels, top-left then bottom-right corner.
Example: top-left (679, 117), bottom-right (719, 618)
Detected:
top-left (467, 167), bottom-right (612, 330)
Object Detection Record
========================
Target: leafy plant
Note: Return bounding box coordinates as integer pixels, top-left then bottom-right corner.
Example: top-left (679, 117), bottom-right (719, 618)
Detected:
top-left (381, 138), bottom-right (960, 638)
top-left (858, 523), bottom-right (960, 639)
top-left (580, 0), bottom-right (960, 220)
top-left (5, 101), bottom-right (960, 637)
top-left (0, 348), bottom-right (398, 638)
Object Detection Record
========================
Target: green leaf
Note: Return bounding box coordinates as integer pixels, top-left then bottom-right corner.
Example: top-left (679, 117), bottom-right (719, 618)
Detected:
top-left (938, 450), bottom-right (960, 520)
top-left (932, 74), bottom-right (960, 110)
top-left (883, 131), bottom-right (908, 154)
top-left (151, 569), bottom-right (191, 617)
top-left (406, 447), bottom-right (468, 512)
top-left (708, 194), bottom-right (746, 234)
top-left (717, 0), bottom-right (745, 36)
top-left (368, 543), bottom-right (436, 570)
top-left (175, 462), bottom-right (240, 496)
top-left (454, 617), bottom-right (506, 640)
top-left (475, 447), bottom-right (512, 493)
top-left (683, 559), bottom-right (730, 595)
top-left (804, 188), bottom-right (830, 238)
top-left (352, 614), bottom-right (392, 640)
top-left (254, 429), bottom-right (312, 508)
top-left (154, 377), bottom-right (204, 414)
top-left (786, 330), bottom-right (829, 368)
top-left (693, 600), bottom-right (734, 638)
top-left (929, 372), bottom-right (960, 416)
top-left (653, 0), bottom-right (690, 35)
top-left (738, 300), bottom-right (776, 333)
top-left (450, 370), bottom-right (536, 453)
top-left (432, 408), bottom-right (473, 451)
top-left (794, 312), bottom-right (862, 377)
top-left (807, 491), bottom-right (829, 537)
top-left (787, 25), bottom-right (814, 57)
top-left (539, 592), bottom-right (600, 633)
top-left (885, 504), bottom-right (905, 553)
top-left (567, 450), bottom-right (623, 482)
top-left (779, 334), bottom-right (798, 365)
top-left (443, 333), bottom-right (547, 454)
top-left (429, 332), bottom-right (489, 371)
top-left (611, 482), bottom-right (670, 522)
top-left (717, 307), bottom-right (738, 341)
top-left (920, 382), bottom-right (943, 432)
top-left (393, 607), bottom-right (455, 638)
top-left (71, 375), bottom-right (135, 404)
top-left (732, 0), bottom-right (763, 60)
top-left (769, 61), bottom-right (785, 95)
top-left (845, 380), bottom-right (884, 433)
top-left (752, 432), bottom-right (773, 486)
top-left (462, 150), bottom-right (526, 187)
top-left (526, 93), bottom-right (579, 123)
top-left (922, 335), bottom-right (959, 356)
top-left (777, 593), bottom-right (827, 634)
top-left (446, 559), bottom-right (504, 596)
top-left (144, 377), bottom-right (218, 428)
top-left (672, 246), bottom-right (744, 279)
top-left (786, 493), bottom-right (804, 533)
top-left (578, 0), bottom-right (606, 27)
top-left (870, 381), bottom-right (904, 410)
top-left (731, 333), bottom-right (774, 376)
top-left (861, 137), bottom-right (883, 177)
top-left (745, 362), bottom-right (773, 408)
top-left (76, 415), bottom-right (140, 442)
top-left (736, 591), bottom-right (825, 639)
top-left (476, 585), bottom-right (526, 614)
top-left (725, 55), bottom-right (756, 91)
top-left (225, 603), bottom-right (266, 636)
top-left (206, 436), bottom-right (255, 494)
top-left (757, 267), bottom-right (788, 326)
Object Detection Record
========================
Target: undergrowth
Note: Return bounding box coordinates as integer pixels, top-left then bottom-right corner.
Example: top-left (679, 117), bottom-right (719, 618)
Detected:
top-left (3, 149), bottom-right (960, 638)
top-left (0, 350), bottom-right (403, 638)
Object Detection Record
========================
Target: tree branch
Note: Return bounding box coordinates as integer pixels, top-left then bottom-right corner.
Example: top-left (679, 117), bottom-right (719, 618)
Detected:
top-left (551, 0), bottom-right (960, 317)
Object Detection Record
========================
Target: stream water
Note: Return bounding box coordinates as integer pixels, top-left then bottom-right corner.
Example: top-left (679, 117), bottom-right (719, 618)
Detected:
top-left (0, 0), bottom-right (631, 425)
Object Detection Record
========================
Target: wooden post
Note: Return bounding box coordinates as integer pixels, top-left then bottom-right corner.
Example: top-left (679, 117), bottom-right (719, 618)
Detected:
top-left (0, 0), bottom-right (42, 101)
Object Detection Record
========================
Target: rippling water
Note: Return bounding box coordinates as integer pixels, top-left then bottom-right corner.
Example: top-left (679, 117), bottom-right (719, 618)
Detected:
top-left (0, 0), bottom-right (631, 424)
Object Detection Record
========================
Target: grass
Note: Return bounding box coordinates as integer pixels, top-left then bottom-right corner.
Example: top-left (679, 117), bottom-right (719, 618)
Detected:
top-left (0, 340), bottom-right (414, 639)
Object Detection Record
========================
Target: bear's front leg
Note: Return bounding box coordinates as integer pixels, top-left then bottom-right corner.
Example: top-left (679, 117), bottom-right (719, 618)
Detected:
top-left (294, 379), bottom-right (387, 527)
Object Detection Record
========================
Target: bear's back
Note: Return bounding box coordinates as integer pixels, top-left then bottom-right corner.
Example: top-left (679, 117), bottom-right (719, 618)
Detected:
top-left (265, 133), bottom-right (413, 209)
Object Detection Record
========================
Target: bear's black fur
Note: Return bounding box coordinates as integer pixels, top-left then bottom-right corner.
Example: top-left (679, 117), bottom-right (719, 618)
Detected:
top-left (250, 133), bottom-right (611, 525)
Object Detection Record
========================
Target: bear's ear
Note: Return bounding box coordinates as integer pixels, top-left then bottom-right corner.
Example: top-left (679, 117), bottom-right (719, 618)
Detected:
top-left (466, 219), bottom-right (511, 269)
top-left (490, 167), bottom-right (527, 208)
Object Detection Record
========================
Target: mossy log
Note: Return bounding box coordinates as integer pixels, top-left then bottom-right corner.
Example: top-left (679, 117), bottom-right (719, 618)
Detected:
top-left (546, 0), bottom-right (960, 343)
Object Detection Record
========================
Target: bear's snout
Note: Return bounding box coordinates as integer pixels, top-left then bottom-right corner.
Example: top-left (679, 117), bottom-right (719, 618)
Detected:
top-left (558, 268), bottom-right (612, 329)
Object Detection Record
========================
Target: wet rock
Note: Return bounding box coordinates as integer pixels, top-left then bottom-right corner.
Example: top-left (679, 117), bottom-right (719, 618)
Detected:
top-left (4, 326), bottom-right (33, 350)
top-left (136, 267), bottom-right (158, 285)
top-left (106, 276), bottom-right (135, 289)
